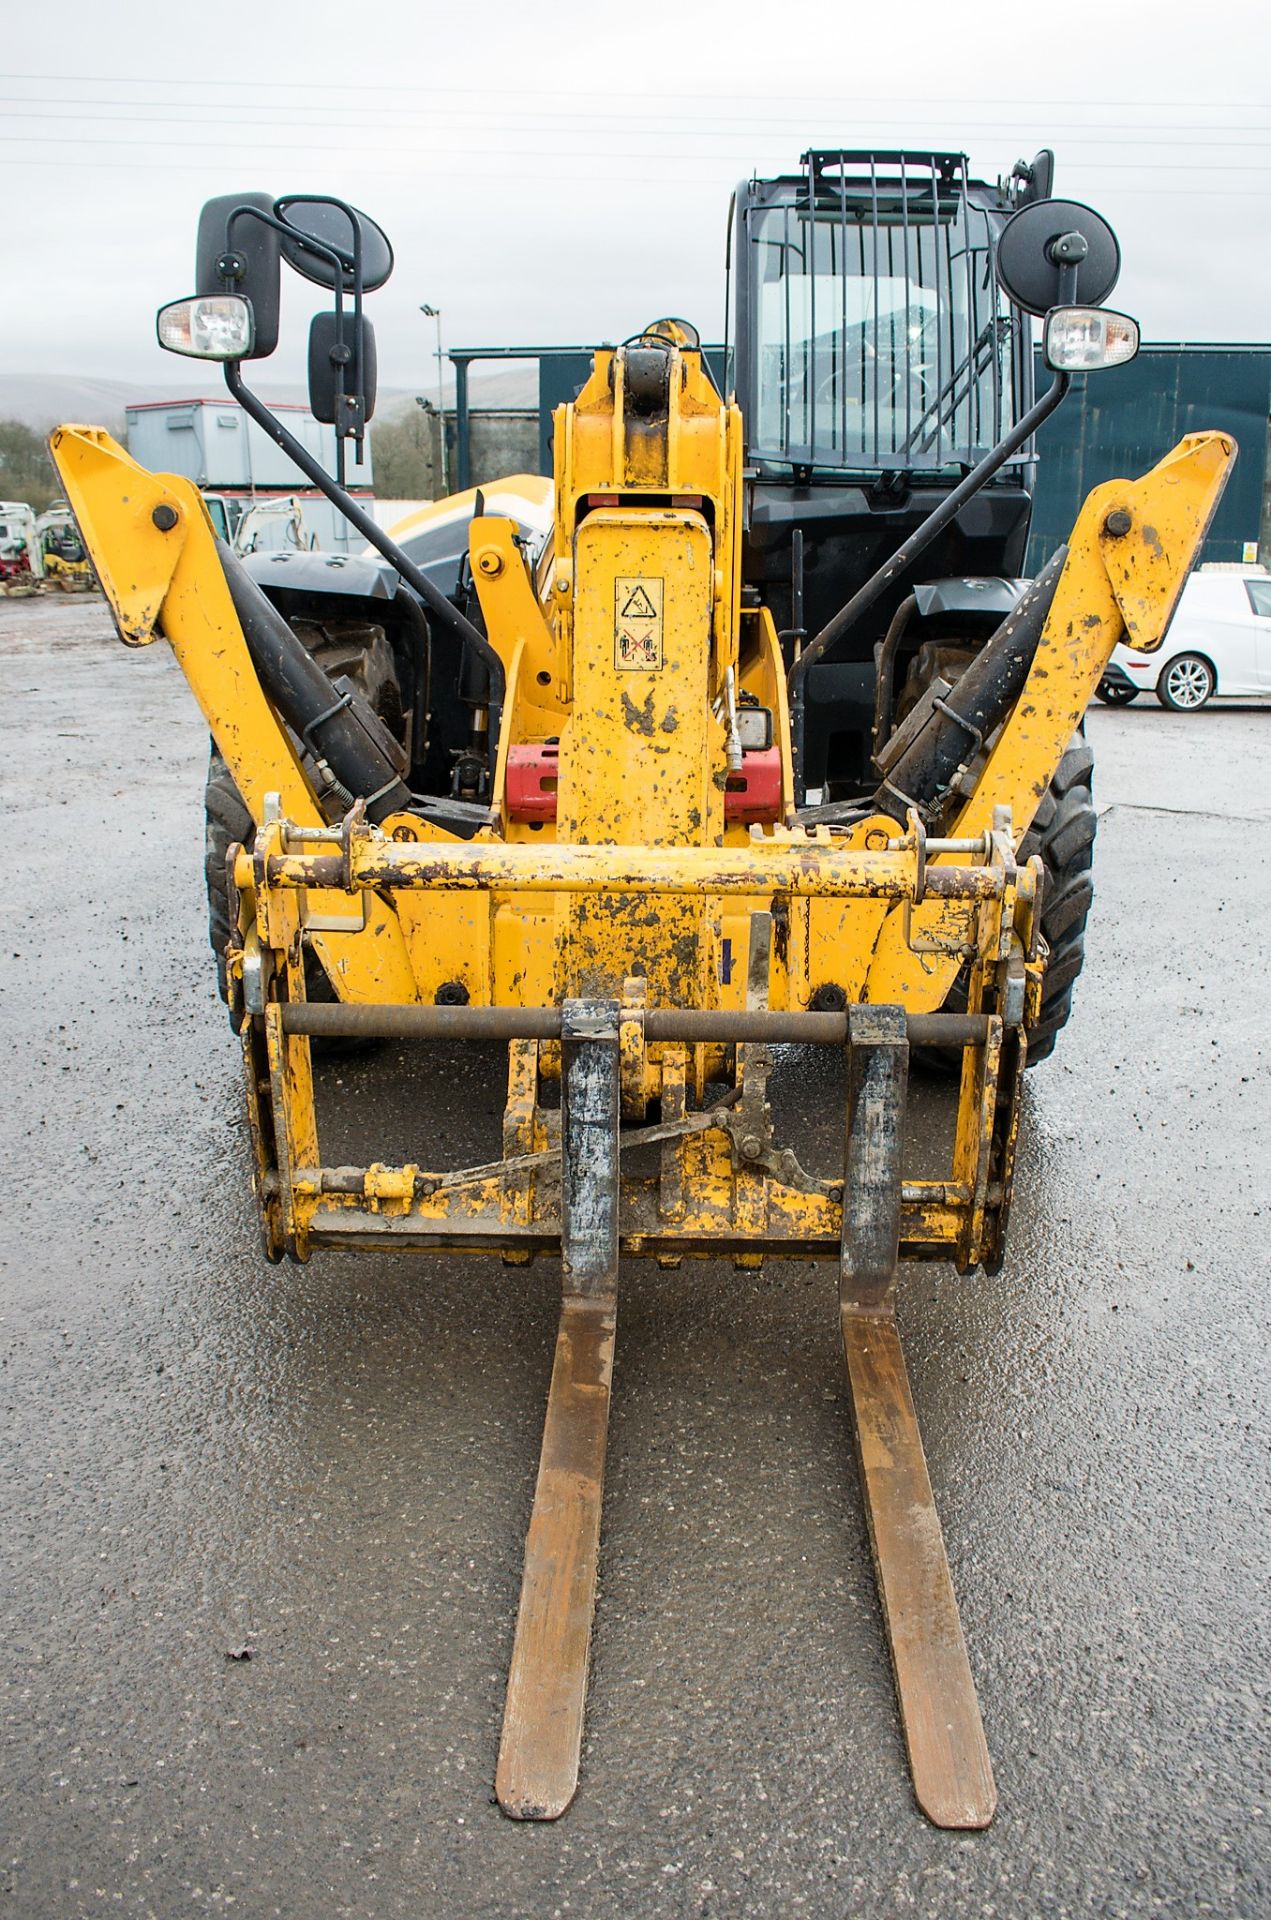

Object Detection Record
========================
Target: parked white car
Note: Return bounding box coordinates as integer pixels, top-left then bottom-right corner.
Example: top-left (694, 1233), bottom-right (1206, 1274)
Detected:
top-left (1097, 567), bottom-right (1271, 710)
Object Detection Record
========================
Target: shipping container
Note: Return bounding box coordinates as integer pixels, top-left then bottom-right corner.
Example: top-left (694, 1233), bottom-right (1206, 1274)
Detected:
top-left (124, 398), bottom-right (373, 492)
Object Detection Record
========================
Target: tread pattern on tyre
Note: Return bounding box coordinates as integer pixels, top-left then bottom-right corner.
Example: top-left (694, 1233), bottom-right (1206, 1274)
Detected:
top-left (1016, 738), bottom-right (1096, 1063)
top-left (911, 737), bottom-right (1096, 1070)
top-left (205, 748), bottom-right (253, 1003)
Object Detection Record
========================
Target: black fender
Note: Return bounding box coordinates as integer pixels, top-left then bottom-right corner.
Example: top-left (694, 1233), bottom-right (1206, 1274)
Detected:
top-left (219, 544), bottom-right (411, 822)
top-left (910, 576), bottom-right (1025, 621)
top-left (240, 547), bottom-right (404, 604)
top-left (239, 550), bottom-right (438, 784)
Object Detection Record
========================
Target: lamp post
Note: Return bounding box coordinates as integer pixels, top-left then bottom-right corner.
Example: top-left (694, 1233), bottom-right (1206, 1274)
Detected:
top-left (419, 304), bottom-right (449, 495)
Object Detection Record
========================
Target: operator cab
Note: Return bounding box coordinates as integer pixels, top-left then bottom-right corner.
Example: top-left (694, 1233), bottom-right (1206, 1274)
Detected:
top-left (732, 151), bottom-right (1037, 800)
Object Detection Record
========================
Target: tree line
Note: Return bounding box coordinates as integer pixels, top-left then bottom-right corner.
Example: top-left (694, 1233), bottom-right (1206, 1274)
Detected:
top-left (0, 421), bottom-right (60, 512)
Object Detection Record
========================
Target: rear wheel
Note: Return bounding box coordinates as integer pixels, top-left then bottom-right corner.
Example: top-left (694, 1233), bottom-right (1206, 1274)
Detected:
top-left (1096, 678), bottom-right (1138, 706)
top-left (1156, 652), bottom-right (1215, 712)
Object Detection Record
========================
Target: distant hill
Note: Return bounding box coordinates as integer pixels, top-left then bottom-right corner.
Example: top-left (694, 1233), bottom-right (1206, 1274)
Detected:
top-left (0, 364), bottom-right (538, 435)
top-left (0, 374), bottom-right (243, 434)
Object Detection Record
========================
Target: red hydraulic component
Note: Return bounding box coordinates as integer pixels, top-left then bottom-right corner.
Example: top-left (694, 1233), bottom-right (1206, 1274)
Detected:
top-left (506, 741), bottom-right (781, 824)
top-left (506, 742), bottom-right (560, 821)
top-left (723, 746), bottom-right (782, 822)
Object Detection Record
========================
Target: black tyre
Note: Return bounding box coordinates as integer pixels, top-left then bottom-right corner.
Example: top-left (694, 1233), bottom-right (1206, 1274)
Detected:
top-left (1017, 738), bottom-right (1097, 1063)
top-left (1096, 678), bottom-right (1138, 706)
top-left (913, 738), bottom-right (1097, 1070)
top-left (205, 744), bottom-right (357, 1020)
top-left (1155, 652), bottom-right (1215, 712)
top-left (204, 615), bottom-right (405, 1007)
top-left (205, 746), bottom-right (254, 1004)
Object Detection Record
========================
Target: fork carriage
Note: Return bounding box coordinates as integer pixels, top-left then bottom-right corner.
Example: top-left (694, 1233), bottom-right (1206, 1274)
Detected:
top-left (238, 810), bottom-right (1034, 1274)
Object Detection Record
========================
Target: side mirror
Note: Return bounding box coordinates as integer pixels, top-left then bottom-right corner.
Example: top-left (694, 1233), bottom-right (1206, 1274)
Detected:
top-left (994, 196), bottom-right (1121, 317)
top-left (1011, 148), bottom-right (1055, 207)
top-left (195, 191), bottom-right (281, 358)
top-left (307, 310), bottom-right (378, 427)
top-left (157, 294), bottom-right (255, 361)
top-left (276, 197), bottom-right (394, 292)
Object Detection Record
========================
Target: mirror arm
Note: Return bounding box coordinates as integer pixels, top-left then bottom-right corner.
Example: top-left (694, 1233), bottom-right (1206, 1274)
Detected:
top-left (351, 219), bottom-right (364, 461)
top-left (219, 202), bottom-right (346, 281)
top-left (333, 272), bottom-right (347, 486)
top-left (786, 367), bottom-right (1071, 804)
top-left (216, 203), bottom-right (357, 483)
top-left (222, 360), bottom-right (506, 768)
top-left (1053, 254), bottom-right (1083, 309)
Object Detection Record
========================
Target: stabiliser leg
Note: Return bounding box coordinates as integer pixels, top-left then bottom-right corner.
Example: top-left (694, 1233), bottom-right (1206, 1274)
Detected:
top-left (841, 1006), bottom-right (996, 1830)
top-left (496, 1000), bottom-right (620, 1820)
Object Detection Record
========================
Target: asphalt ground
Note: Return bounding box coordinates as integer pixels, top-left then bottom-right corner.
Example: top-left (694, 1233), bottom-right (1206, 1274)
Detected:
top-left (2, 593), bottom-right (1268, 1920)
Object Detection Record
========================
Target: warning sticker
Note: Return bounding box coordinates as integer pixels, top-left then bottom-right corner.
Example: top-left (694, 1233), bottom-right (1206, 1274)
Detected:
top-left (614, 575), bottom-right (664, 671)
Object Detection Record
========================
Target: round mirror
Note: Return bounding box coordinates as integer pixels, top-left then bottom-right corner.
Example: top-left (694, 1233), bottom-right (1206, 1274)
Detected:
top-left (274, 196), bottom-right (394, 292)
top-left (994, 198), bottom-right (1120, 317)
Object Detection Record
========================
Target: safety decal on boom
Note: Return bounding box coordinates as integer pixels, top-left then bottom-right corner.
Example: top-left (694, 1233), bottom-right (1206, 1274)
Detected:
top-left (614, 576), bottom-right (664, 671)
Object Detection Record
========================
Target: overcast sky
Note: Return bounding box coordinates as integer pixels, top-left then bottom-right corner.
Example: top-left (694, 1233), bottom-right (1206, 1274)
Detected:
top-left (6, 0), bottom-right (1269, 394)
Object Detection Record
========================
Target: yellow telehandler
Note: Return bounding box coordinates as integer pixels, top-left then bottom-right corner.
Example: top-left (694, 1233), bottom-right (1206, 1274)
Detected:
top-left (50, 155), bottom-right (1232, 1829)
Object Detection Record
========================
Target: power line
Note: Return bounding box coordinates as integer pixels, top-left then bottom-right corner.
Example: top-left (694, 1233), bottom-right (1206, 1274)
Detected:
top-left (2, 93), bottom-right (1267, 134)
top-left (3, 102), bottom-right (1265, 154)
top-left (4, 103), bottom-right (1270, 150)
top-left (6, 71), bottom-right (1268, 111)
top-left (3, 153), bottom-right (1263, 196)
top-left (3, 130), bottom-right (1268, 176)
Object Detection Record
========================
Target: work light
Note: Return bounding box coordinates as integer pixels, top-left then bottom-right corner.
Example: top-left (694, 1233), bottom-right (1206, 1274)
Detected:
top-left (156, 294), bottom-right (255, 361)
top-left (1043, 307), bottom-right (1139, 372)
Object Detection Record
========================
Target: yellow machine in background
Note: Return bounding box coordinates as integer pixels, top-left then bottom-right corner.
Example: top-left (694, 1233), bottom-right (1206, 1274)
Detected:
top-left (50, 167), bottom-right (1232, 1831)
top-left (37, 507), bottom-right (93, 590)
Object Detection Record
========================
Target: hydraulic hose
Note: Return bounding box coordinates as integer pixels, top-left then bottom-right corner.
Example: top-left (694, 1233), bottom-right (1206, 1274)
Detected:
top-left (224, 362), bottom-right (504, 775)
top-left (873, 544), bottom-right (1068, 823)
top-left (217, 541), bottom-right (413, 823)
top-left (788, 370), bottom-right (1071, 800)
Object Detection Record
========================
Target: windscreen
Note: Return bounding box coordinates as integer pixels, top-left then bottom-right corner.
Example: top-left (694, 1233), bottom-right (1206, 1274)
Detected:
top-left (748, 170), bottom-right (1019, 471)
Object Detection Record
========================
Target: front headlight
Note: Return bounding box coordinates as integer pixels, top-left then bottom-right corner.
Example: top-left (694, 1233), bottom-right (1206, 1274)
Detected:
top-left (1043, 307), bottom-right (1139, 373)
top-left (156, 294), bottom-right (255, 361)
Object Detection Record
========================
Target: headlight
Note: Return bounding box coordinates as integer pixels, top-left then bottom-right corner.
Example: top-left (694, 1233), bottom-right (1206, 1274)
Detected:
top-left (1043, 307), bottom-right (1139, 372)
top-left (156, 294), bottom-right (255, 360)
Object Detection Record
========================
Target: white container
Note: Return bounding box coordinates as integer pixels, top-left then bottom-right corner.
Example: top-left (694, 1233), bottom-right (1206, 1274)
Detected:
top-left (125, 398), bottom-right (373, 491)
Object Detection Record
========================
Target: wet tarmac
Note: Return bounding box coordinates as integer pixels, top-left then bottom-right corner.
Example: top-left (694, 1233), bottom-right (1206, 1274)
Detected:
top-left (2, 594), bottom-right (1268, 1919)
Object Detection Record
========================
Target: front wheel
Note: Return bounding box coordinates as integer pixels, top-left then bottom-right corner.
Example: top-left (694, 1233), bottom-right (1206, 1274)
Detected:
top-left (204, 746), bottom-right (371, 1048)
top-left (1156, 652), bottom-right (1215, 712)
top-left (912, 738), bottom-right (1096, 1072)
top-left (204, 612), bottom-right (405, 1009)
top-left (1018, 739), bottom-right (1097, 1063)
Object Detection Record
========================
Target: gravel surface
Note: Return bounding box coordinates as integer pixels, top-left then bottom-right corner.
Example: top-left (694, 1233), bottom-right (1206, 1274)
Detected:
top-left (2, 595), bottom-right (1268, 1919)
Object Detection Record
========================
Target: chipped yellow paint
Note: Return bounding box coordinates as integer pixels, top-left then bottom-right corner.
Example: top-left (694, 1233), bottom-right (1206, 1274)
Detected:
top-left (48, 425), bottom-right (420, 1005)
top-left (46, 374), bottom-right (1234, 1277)
top-left (865, 430), bottom-right (1235, 1010)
